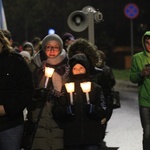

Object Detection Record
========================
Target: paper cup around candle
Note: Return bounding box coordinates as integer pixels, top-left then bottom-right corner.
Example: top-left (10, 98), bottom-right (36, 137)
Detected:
top-left (44, 67), bottom-right (54, 88)
top-left (80, 82), bottom-right (91, 93)
top-left (65, 82), bottom-right (75, 105)
top-left (45, 67), bottom-right (54, 77)
top-left (80, 82), bottom-right (91, 104)
top-left (65, 82), bottom-right (75, 93)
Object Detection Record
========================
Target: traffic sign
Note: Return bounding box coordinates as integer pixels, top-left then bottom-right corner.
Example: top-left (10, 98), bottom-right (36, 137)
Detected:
top-left (124, 3), bottom-right (139, 19)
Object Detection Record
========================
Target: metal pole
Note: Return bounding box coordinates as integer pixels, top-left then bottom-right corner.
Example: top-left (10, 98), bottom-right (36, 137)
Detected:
top-left (88, 12), bottom-right (95, 44)
top-left (130, 19), bottom-right (134, 57)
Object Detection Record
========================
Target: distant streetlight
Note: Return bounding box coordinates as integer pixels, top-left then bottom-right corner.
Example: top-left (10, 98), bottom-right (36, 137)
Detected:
top-left (48, 28), bottom-right (55, 34)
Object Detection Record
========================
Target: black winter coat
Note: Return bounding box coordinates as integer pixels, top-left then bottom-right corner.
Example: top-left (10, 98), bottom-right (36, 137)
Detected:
top-left (89, 66), bottom-right (113, 121)
top-left (0, 50), bottom-right (34, 131)
top-left (52, 79), bottom-right (106, 146)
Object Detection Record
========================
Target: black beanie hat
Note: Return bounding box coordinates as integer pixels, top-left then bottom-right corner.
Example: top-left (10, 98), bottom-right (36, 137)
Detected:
top-left (69, 53), bottom-right (90, 75)
top-left (62, 33), bottom-right (75, 43)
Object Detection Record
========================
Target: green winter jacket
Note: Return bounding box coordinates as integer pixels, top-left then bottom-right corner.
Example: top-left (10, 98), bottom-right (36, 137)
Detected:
top-left (130, 31), bottom-right (150, 107)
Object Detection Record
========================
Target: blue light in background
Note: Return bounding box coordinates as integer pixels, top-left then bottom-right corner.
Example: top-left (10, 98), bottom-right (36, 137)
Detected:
top-left (48, 28), bottom-right (55, 34)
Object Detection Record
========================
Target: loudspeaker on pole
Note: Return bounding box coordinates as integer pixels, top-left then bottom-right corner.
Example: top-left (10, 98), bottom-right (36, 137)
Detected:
top-left (67, 10), bottom-right (88, 32)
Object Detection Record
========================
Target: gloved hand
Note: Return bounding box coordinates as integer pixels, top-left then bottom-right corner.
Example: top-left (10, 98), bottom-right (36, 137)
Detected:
top-left (30, 88), bottom-right (50, 109)
top-left (34, 88), bottom-right (49, 100)
top-left (67, 105), bottom-right (75, 115)
top-left (50, 89), bottom-right (64, 98)
top-left (140, 65), bottom-right (150, 78)
top-left (86, 104), bottom-right (94, 114)
top-left (41, 88), bottom-right (50, 98)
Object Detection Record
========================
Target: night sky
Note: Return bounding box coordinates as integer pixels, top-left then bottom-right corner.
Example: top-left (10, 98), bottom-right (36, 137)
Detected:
top-left (3, 0), bottom-right (150, 48)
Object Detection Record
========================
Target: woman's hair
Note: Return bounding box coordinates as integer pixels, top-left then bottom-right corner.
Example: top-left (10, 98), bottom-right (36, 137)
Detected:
top-left (0, 30), bottom-right (13, 52)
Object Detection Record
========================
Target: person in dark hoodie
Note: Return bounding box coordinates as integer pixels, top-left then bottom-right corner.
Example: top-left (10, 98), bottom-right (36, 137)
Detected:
top-left (52, 53), bottom-right (107, 150)
top-left (61, 32), bottom-right (75, 51)
top-left (130, 31), bottom-right (150, 150)
top-left (96, 50), bottom-right (116, 88)
top-left (67, 38), bottom-right (113, 133)
top-left (0, 30), bottom-right (34, 150)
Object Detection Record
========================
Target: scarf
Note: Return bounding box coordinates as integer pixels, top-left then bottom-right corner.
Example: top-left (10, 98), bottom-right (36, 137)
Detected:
top-left (39, 49), bottom-right (69, 92)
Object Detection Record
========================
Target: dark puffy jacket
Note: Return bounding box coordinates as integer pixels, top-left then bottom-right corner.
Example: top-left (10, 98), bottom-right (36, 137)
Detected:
top-left (68, 38), bottom-right (113, 121)
top-left (53, 81), bottom-right (106, 146)
top-left (52, 54), bottom-right (106, 146)
top-left (0, 50), bottom-right (34, 131)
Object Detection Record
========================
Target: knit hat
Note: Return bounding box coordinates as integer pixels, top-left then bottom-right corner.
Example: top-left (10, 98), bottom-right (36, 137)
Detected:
top-left (69, 53), bottom-right (90, 76)
top-left (20, 51), bottom-right (31, 60)
top-left (42, 34), bottom-right (63, 51)
top-left (61, 32), bottom-right (75, 43)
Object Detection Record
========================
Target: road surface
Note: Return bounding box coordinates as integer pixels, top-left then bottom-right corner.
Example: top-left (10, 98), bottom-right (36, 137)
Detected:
top-left (102, 88), bottom-right (143, 150)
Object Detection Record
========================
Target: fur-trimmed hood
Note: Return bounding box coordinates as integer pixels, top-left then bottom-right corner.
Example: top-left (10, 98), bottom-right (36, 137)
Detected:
top-left (68, 38), bottom-right (98, 66)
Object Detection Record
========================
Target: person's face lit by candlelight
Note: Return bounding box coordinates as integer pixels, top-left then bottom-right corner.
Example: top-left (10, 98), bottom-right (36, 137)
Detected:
top-left (45, 40), bottom-right (61, 58)
top-left (72, 63), bottom-right (86, 75)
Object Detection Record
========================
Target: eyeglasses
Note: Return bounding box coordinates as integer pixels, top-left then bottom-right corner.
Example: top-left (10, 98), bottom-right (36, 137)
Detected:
top-left (45, 45), bottom-right (60, 51)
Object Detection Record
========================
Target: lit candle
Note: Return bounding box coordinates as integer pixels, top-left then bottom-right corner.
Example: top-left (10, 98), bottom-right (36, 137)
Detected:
top-left (44, 67), bottom-right (55, 88)
top-left (80, 82), bottom-right (91, 104)
top-left (65, 82), bottom-right (75, 105)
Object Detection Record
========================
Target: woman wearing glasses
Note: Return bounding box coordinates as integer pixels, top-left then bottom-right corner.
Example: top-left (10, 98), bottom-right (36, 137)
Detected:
top-left (28, 34), bottom-right (69, 150)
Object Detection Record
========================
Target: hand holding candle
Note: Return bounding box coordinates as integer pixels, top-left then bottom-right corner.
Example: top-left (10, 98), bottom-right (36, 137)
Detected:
top-left (65, 82), bottom-right (75, 105)
top-left (80, 82), bottom-right (91, 104)
top-left (44, 67), bottom-right (55, 88)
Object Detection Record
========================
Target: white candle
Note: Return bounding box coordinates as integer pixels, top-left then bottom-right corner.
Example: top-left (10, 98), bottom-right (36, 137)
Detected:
top-left (44, 67), bottom-right (54, 88)
top-left (85, 92), bottom-right (90, 104)
top-left (65, 82), bottom-right (75, 105)
top-left (44, 77), bottom-right (49, 88)
top-left (80, 82), bottom-right (91, 104)
top-left (70, 92), bottom-right (73, 105)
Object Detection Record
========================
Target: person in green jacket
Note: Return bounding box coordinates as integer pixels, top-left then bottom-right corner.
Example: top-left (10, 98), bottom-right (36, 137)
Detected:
top-left (130, 31), bottom-right (150, 150)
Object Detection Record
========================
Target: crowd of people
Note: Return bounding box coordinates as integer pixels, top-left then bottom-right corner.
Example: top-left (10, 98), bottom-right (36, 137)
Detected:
top-left (0, 29), bottom-right (118, 150)
top-left (0, 27), bottom-right (149, 150)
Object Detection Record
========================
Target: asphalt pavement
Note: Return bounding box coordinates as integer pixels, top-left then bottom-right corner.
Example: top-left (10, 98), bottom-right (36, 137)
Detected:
top-left (101, 80), bottom-right (143, 150)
